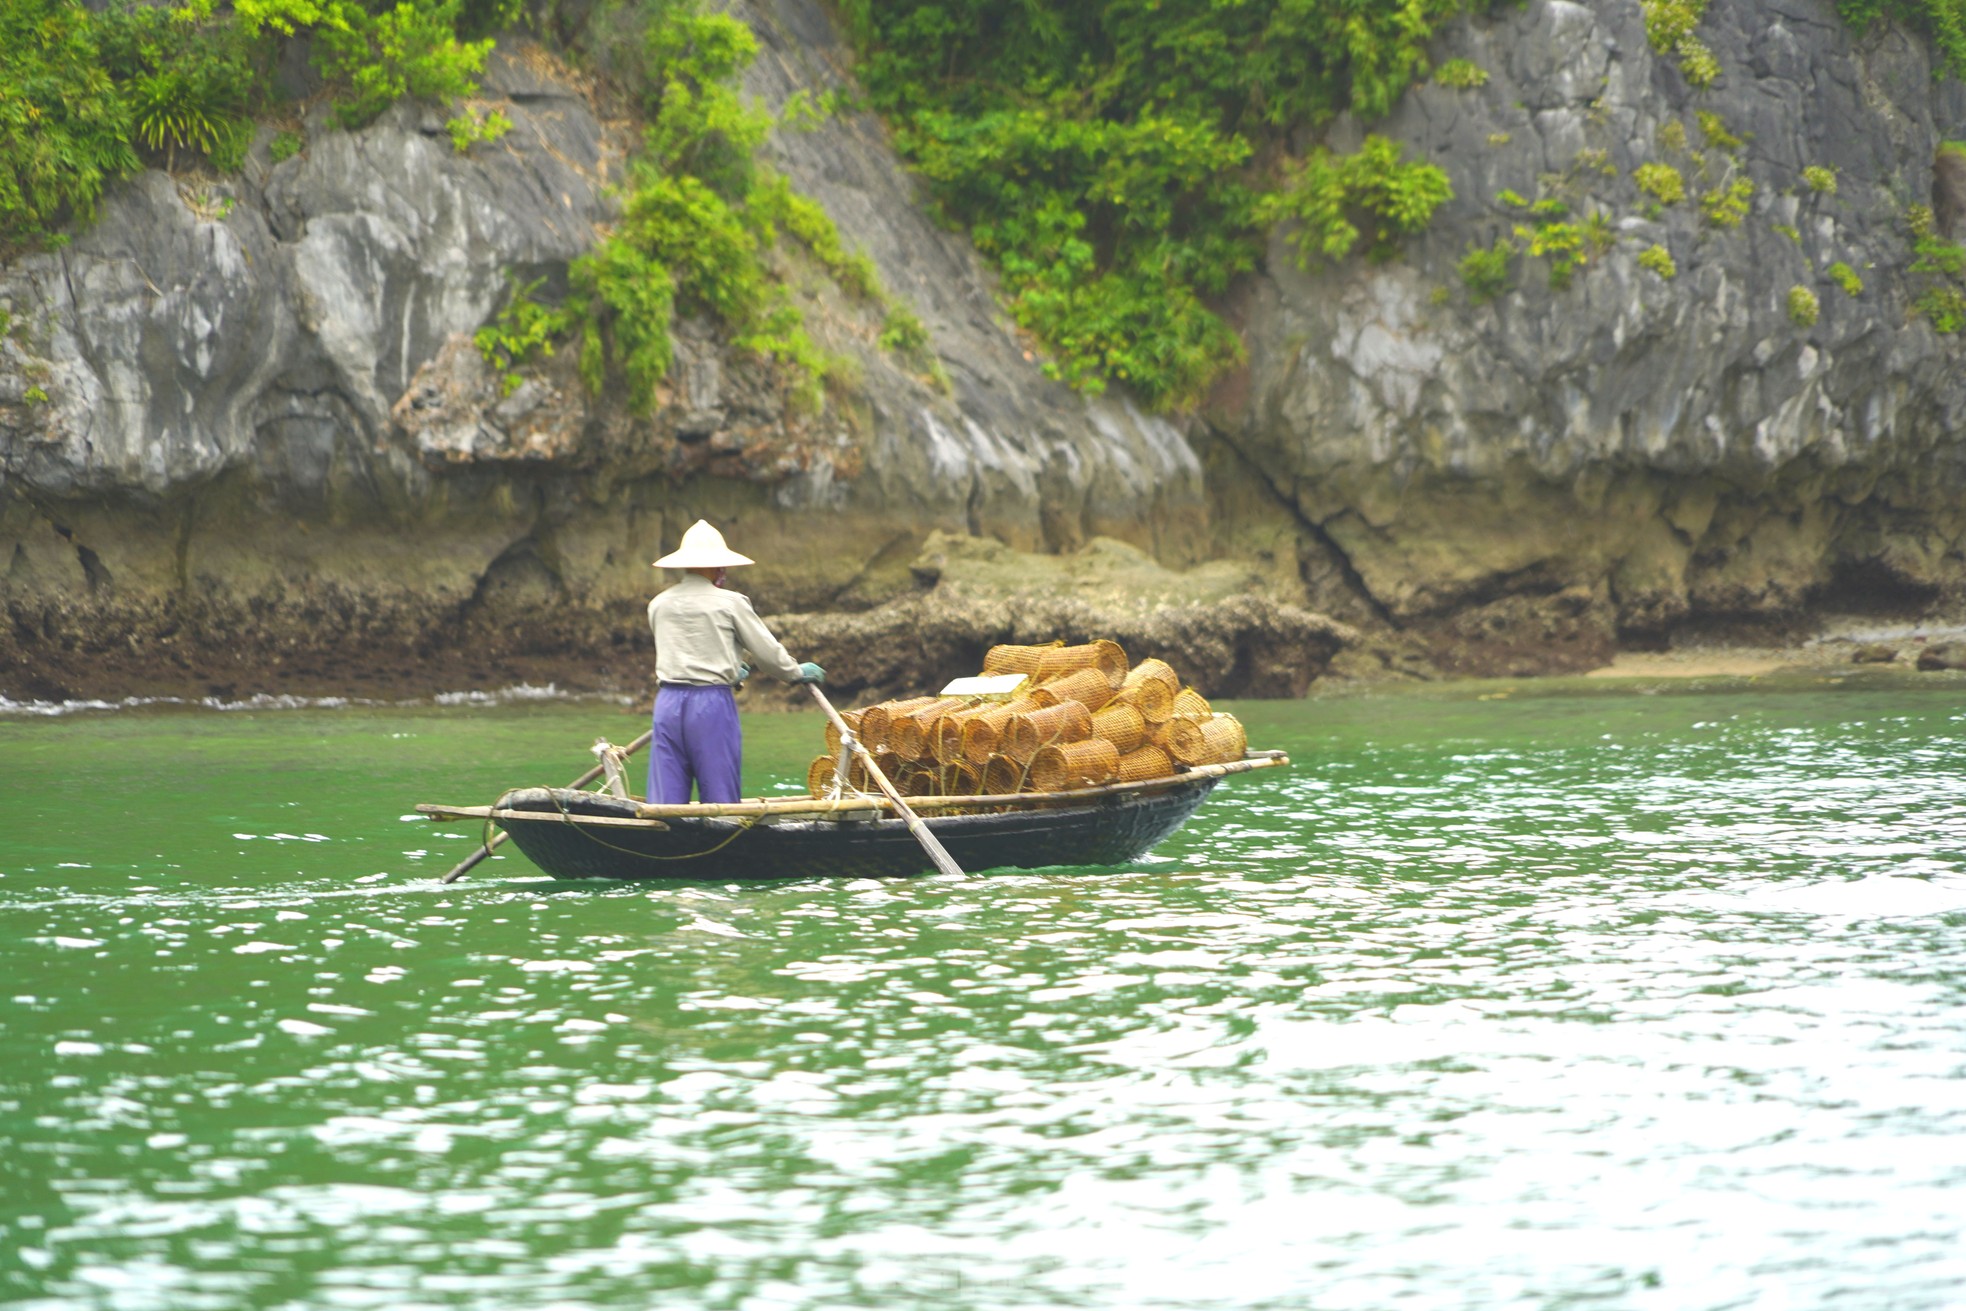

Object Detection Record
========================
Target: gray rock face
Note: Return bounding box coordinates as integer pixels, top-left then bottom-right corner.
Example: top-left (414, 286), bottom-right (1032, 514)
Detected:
top-left (2, 0), bottom-right (1963, 699)
top-left (1210, 0), bottom-right (1966, 665)
top-left (2, 46), bottom-right (610, 501)
top-left (0, 22), bottom-right (1209, 699)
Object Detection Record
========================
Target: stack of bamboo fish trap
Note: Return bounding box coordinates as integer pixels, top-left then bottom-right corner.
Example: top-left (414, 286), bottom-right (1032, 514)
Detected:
top-left (806, 640), bottom-right (1248, 800)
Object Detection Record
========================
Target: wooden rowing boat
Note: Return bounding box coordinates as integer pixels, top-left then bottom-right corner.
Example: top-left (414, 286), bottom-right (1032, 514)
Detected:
top-left (417, 752), bottom-right (1289, 881)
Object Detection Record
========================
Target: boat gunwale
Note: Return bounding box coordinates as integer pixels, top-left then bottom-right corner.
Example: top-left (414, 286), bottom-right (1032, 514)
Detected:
top-left (417, 752), bottom-right (1288, 828)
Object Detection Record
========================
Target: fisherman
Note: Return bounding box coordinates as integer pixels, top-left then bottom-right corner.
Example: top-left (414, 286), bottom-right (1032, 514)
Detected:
top-left (646, 520), bottom-right (825, 805)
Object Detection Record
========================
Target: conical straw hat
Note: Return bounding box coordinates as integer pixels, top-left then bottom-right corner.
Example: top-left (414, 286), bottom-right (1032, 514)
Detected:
top-left (653, 519), bottom-right (755, 569)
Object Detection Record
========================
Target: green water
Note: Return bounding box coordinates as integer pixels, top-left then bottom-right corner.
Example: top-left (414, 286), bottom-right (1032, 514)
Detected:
top-left (4, 682), bottom-right (1966, 1310)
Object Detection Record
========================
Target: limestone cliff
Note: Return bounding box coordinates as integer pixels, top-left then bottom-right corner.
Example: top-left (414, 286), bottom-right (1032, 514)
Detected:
top-left (1207, 0), bottom-right (1966, 674)
top-left (1, 0), bottom-right (1963, 701)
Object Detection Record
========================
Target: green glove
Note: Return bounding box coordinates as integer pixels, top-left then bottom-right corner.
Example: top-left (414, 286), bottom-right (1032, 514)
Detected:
top-left (798, 662), bottom-right (825, 684)
top-left (736, 662), bottom-right (751, 684)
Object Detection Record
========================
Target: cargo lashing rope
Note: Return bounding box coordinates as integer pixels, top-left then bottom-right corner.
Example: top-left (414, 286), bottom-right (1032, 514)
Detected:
top-left (490, 788), bottom-right (763, 864)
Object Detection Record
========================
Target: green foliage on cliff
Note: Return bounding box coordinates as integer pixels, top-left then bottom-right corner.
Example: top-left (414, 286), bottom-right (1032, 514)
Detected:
top-left (837, 0), bottom-right (1480, 408)
top-left (475, 276), bottom-right (570, 394)
top-left (1639, 243), bottom-right (1677, 279)
top-left (1644, 0), bottom-right (1720, 86)
top-left (0, 0), bottom-right (505, 250)
top-left (0, 0), bottom-right (140, 251)
top-left (1268, 136), bottom-right (1454, 268)
top-left (316, 0), bottom-right (493, 128)
top-left (1633, 162), bottom-right (1685, 205)
top-left (1836, 0), bottom-right (1966, 79)
top-left (556, 0), bottom-right (899, 415)
top-left (95, 1), bottom-right (262, 172)
top-left (1459, 237), bottom-right (1514, 302)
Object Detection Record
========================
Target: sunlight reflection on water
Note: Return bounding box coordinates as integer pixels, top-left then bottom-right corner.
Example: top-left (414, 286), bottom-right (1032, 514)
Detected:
top-left (3, 690), bottom-right (1965, 1308)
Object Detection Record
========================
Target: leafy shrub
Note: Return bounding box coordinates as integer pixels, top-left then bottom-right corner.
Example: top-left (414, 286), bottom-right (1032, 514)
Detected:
top-left (95, 0), bottom-right (264, 171)
top-left (270, 129), bottom-right (305, 162)
top-left (1643, 0), bottom-right (1719, 84)
top-left (838, 0), bottom-right (1496, 407)
top-left (1268, 135), bottom-right (1453, 268)
top-left (1915, 285), bottom-right (1966, 332)
top-left (474, 276), bottom-right (570, 394)
top-left (1643, 0), bottom-right (1706, 49)
top-left (447, 106), bottom-right (511, 151)
top-left (1697, 111), bottom-right (1742, 152)
top-left (0, 0), bottom-right (141, 251)
top-left (315, 0), bottom-right (493, 129)
top-left (1802, 165), bottom-right (1838, 194)
top-left (1639, 243), bottom-right (1677, 279)
top-left (1773, 222), bottom-right (1802, 243)
top-left (1459, 237), bottom-right (1514, 302)
top-left (1827, 260), bottom-right (1863, 295)
top-left (1911, 232), bottom-right (1966, 277)
top-left (1678, 38), bottom-right (1721, 86)
top-left (1701, 176), bottom-right (1754, 228)
top-left (1499, 191), bottom-right (1612, 288)
top-left (1434, 59), bottom-right (1488, 89)
top-left (753, 174), bottom-right (879, 301)
top-left (1658, 120), bottom-right (1689, 153)
top-left (564, 0), bottom-right (874, 414)
top-left (1787, 284), bottom-right (1819, 326)
top-left (1634, 162), bottom-right (1685, 205)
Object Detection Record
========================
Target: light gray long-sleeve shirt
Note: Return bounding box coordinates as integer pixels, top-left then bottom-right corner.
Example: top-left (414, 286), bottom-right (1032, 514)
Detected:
top-left (646, 573), bottom-right (803, 685)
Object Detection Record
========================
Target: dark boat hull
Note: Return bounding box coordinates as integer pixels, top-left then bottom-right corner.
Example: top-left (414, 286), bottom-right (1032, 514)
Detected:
top-left (490, 777), bottom-right (1222, 880)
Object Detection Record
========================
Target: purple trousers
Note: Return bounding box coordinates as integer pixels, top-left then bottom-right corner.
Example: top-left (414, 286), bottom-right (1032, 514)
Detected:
top-left (649, 684), bottom-right (742, 804)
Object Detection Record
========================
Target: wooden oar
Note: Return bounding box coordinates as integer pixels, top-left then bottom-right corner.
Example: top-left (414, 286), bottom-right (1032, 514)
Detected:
top-left (807, 684), bottom-right (966, 877)
top-left (439, 728), bottom-right (653, 884)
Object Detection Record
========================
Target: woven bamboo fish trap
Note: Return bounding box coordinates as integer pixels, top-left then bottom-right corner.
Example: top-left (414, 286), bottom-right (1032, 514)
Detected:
top-left (932, 707), bottom-right (986, 764)
top-left (1029, 738), bottom-right (1120, 792)
top-left (1031, 640), bottom-right (1127, 685)
top-left (891, 697), bottom-right (967, 761)
top-left (823, 709), bottom-right (864, 759)
top-left (1165, 713), bottom-right (1247, 767)
top-left (982, 753), bottom-right (1032, 795)
top-left (1028, 667), bottom-right (1118, 713)
top-left (927, 760), bottom-right (980, 796)
top-left (859, 697), bottom-right (935, 752)
top-left (1089, 701), bottom-right (1147, 754)
top-left (1123, 657), bottom-right (1179, 697)
top-left (1005, 700), bottom-right (1094, 763)
top-left (1113, 680), bottom-right (1173, 724)
top-left (959, 698), bottom-right (1035, 766)
top-left (982, 641), bottom-right (1064, 676)
top-left (1171, 686), bottom-right (1211, 719)
top-left (807, 754), bottom-right (842, 798)
top-left (896, 763), bottom-right (937, 797)
top-left (1116, 743), bottom-right (1175, 782)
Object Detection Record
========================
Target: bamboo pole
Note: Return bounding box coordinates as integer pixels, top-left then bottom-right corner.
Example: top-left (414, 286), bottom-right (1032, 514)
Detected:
top-left (416, 752), bottom-right (1291, 827)
top-left (808, 684), bottom-right (966, 878)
